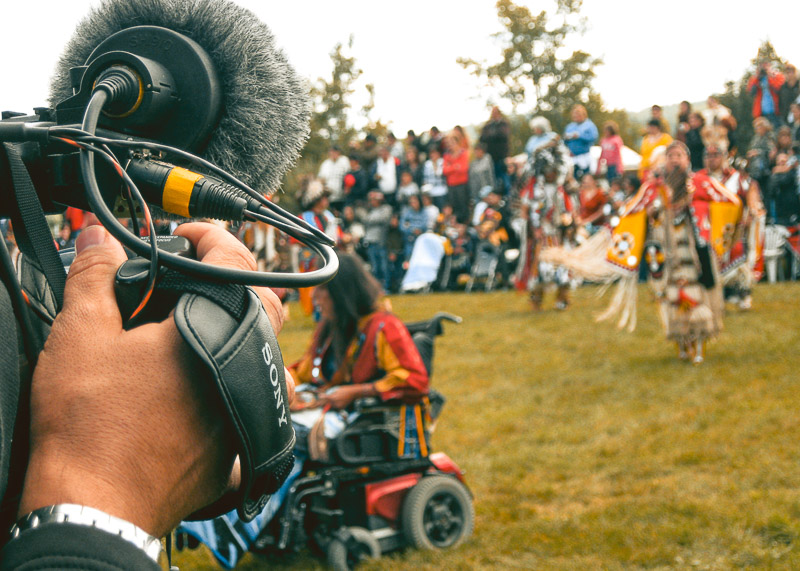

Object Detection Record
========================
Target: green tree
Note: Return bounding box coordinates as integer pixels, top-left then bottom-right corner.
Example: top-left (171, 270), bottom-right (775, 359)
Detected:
top-left (459, 0), bottom-right (603, 134)
top-left (285, 37), bottom-right (364, 202)
top-left (307, 36), bottom-right (363, 159)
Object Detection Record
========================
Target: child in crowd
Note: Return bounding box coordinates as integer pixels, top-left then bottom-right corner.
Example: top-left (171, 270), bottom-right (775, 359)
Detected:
top-left (420, 188), bottom-right (440, 231)
top-left (597, 120), bottom-right (624, 182)
top-left (396, 170), bottom-right (421, 206)
top-left (399, 194), bottom-right (429, 265)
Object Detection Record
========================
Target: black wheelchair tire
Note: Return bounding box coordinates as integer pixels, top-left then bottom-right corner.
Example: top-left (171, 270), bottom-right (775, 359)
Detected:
top-left (326, 526), bottom-right (381, 571)
top-left (401, 474), bottom-right (474, 550)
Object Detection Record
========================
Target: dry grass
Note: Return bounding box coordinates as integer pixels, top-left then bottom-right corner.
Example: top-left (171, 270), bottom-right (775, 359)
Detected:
top-left (173, 282), bottom-right (800, 570)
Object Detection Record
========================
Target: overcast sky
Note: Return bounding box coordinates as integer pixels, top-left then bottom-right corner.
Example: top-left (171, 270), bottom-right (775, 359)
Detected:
top-left (2, 0), bottom-right (799, 136)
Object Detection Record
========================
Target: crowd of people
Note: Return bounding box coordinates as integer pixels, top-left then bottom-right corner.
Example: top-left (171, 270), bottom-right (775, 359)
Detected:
top-left (277, 61), bottom-right (800, 311)
top-left (4, 61), bottom-right (799, 313)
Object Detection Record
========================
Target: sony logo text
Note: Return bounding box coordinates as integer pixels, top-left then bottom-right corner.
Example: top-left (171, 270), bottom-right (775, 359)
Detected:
top-left (262, 342), bottom-right (288, 426)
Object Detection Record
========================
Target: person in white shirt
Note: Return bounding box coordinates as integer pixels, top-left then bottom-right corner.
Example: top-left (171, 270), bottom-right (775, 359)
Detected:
top-left (422, 147), bottom-right (448, 209)
top-left (317, 146), bottom-right (351, 213)
top-left (373, 146), bottom-right (398, 205)
top-left (420, 187), bottom-right (440, 230)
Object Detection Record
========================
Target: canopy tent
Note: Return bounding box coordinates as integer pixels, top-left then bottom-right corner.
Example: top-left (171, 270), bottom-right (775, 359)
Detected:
top-left (590, 145), bottom-right (641, 174)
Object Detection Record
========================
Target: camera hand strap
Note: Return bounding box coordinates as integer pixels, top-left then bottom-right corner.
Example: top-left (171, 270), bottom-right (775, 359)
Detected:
top-left (173, 285), bottom-right (295, 522)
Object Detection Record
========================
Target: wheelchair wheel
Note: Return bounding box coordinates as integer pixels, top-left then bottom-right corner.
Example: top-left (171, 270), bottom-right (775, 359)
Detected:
top-left (401, 474), bottom-right (474, 550)
top-left (326, 526), bottom-right (381, 571)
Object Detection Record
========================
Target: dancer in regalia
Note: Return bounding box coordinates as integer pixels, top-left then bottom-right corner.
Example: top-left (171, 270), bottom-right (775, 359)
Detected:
top-left (543, 141), bottom-right (737, 363)
top-left (514, 119), bottom-right (576, 309)
top-left (694, 144), bottom-right (765, 310)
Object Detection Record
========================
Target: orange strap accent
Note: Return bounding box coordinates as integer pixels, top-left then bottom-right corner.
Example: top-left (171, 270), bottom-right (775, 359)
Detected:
top-left (414, 404), bottom-right (428, 458)
top-left (397, 405), bottom-right (407, 458)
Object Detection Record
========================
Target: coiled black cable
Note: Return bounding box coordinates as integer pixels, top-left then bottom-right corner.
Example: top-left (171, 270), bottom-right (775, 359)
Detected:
top-left (77, 89), bottom-right (338, 287)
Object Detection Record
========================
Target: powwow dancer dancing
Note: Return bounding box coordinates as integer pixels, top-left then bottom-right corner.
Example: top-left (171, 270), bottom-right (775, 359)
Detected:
top-left (543, 141), bottom-right (737, 363)
top-left (515, 161), bottom-right (577, 310)
top-left (695, 145), bottom-right (765, 310)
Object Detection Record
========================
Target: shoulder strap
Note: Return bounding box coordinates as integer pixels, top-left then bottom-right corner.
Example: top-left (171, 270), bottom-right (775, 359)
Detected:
top-left (0, 281), bottom-right (19, 509)
top-left (2, 143), bottom-right (65, 311)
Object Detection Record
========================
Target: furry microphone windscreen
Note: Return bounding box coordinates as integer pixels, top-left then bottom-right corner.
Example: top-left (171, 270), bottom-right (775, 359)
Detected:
top-left (48, 0), bottom-right (311, 195)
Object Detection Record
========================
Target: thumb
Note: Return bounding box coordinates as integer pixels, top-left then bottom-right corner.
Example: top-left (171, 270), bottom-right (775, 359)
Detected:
top-left (60, 225), bottom-right (128, 328)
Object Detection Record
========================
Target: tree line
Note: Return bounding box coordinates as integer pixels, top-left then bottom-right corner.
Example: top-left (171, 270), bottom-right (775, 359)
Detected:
top-left (283, 0), bottom-right (787, 203)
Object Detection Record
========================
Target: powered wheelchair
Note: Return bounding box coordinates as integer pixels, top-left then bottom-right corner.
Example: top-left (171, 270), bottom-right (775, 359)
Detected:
top-left (175, 312), bottom-right (473, 571)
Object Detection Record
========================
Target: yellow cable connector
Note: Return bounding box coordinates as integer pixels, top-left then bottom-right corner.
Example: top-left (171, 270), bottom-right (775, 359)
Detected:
top-left (163, 166), bottom-right (204, 218)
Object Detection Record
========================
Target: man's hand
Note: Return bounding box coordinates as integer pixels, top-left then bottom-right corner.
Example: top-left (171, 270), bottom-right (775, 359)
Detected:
top-left (19, 222), bottom-right (293, 538)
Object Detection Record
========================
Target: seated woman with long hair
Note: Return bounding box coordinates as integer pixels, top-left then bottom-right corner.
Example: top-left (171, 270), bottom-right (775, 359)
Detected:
top-left (289, 252), bottom-right (430, 458)
top-left (290, 252), bottom-right (429, 411)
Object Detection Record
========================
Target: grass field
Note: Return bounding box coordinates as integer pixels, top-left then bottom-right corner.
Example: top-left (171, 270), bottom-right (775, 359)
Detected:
top-left (174, 282), bottom-right (800, 570)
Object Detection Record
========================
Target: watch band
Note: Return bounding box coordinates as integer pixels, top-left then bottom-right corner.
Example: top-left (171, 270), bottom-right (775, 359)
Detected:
top-left (9, 504), bottom-right (162, 562)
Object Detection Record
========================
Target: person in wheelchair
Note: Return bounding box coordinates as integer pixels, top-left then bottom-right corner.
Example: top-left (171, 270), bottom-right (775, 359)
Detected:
top-left (176, 253), bottom-right (433, 567)
top-left (289, 252), bottom-right (431, 461)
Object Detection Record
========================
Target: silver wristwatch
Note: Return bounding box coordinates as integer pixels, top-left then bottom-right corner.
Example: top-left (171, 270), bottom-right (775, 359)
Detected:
top-left (9, 504), bottom-right (162, 562)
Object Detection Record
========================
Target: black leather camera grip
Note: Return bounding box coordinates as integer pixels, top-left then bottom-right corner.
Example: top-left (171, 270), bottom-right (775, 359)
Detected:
top-left (174, 287), bottom-right (295, 522)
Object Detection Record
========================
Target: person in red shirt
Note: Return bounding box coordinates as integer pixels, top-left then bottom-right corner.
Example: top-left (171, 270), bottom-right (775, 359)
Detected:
top-left (596, 121), bottom-right (624, 182)
top-left (442, 130), bottom-right (471, 224)
top-left (64, 206), bottom-right (86, 236)
top-left (747, 60), bottom-right (785, 127)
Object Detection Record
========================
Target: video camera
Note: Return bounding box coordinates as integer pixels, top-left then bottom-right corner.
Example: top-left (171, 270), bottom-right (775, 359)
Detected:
top-left (0, 7), bottom-right (336, 533)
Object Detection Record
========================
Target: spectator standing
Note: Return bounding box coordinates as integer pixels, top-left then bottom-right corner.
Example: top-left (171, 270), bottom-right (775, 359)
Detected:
top-left (597, 120), bottom-right (624, 182)
top-left (746, 116), bottom-right (777, 194)
top-left (362, 190), bottom-right (393, 291)
top-left (64, 206), bottom-right (86, 236)
top-left (525, 116), bottom-right (558, 157)
top-left (526, 116), bottom-right (571, 185)
top-left (359, 133), bottom-right (380, 177)
top-left (343, 155), bottom-right (370, 209)
top-left (386, 214), bottom-right (405, 292)
top-left (442, 130), bottom-right (471, 224)
top-left (479, 106), bottom-right (512, 193)
top-left (55, 225), bottom-right (75, 250)
top-left (297, 178), bottom-right (338, 315)
top-left (387, 131), bottom-right (406, 162)
top-left (701, 95), bottom-right (737, 153)
top-left (317, 145), bottom-right (351, 214)
top-left (403, 146), bottom-right (425, 187)
top-left (766, 152), bottom-right (800, 224)
top-left (467, 143), bottom-right (496, 205)
top-left (638, 119), bottom-right (673, 180)
top-left (790, 102), bottom-right (800, 142)
top-left (373, 145), bottom-right (399, 206)
top-left (420, 188), bottom-right (440, 231)
top-left (775, 125), bottom-right (794, 156)
top-left (650, 104), bottom-right (671, 134)
top-left (399, 194), bottom-right (429, 264)
top-left (338, 205), bottom-right (365, 257)
top-left (425, 126), bottom-right (445, 157)
top-left (423, 147), bottom-right (448, 209)
top-left (747, 60), bottom-right (785, 128)
top-left (396, 169), bottom-right (421, 206)
top-left (686, 112), bottom-right (707, 171)
top-left (563, 104), bottom-right (599, 180)
top-left (453, 125), bottom-right (472, 156)
top-left (779, 64), bottom-right (800, 125)
top-left (406, 129), bottom-right (426, 158)
top-left (675, 100), bottom-right (692, 142)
